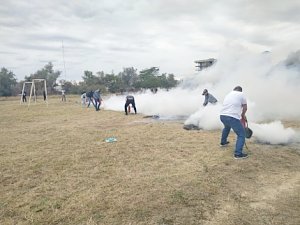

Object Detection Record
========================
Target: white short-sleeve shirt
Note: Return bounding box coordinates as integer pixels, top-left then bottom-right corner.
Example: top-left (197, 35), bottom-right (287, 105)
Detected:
top-left (220, 91), bottom-right (247, 120)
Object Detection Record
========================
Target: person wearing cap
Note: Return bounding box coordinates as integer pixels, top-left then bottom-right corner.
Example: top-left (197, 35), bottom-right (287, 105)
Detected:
top-left (202, 89), bottom-right (218, 106)
top-left (220, 86), bottom-right (248, 159)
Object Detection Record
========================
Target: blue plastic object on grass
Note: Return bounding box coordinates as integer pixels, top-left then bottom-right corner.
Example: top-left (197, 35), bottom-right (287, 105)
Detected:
top-left (105, 137), bottom-right (117, 143)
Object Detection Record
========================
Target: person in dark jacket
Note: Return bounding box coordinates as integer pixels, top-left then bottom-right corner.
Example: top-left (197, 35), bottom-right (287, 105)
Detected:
top-left (86, 90), bottom-right (94, 108)
top-left (43, 91), bottom-right (47, 101)
top-left (93, 89), bottom-right (102, 111)
top-left (22, 91), bottom-right (27, 102)
top-left (124, 95), bottom-right (137, 115)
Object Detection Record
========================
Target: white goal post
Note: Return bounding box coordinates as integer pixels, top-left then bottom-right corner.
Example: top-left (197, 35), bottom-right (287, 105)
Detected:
top-left (20, 79), bottom-right (48, 107)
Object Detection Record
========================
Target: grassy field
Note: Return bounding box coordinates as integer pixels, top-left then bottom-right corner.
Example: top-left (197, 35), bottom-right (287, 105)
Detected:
top-left (1, 96), bottom-right (300, 225)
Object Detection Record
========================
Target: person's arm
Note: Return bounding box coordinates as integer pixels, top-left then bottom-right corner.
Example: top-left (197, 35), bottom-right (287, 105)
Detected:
top-left (241, 104), bottom-right (247, 120)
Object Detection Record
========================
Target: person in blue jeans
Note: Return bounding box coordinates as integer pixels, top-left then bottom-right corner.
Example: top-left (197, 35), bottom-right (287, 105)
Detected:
top-left (93, 89), bottom-right (102, 111)
top-left (220, 86), bottom-right (248, 159)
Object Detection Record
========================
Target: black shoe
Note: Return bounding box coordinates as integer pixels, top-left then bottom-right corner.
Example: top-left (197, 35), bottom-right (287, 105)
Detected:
top-left (220, 141), bottom-right (230, 147)
top-left (234, 153), bottom-right (248, 159)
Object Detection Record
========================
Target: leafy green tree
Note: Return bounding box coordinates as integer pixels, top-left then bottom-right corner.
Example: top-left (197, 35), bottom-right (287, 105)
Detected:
top-left (166, 73), bottom-right (178, 89)
top-left (62, 67), bottom-right (178, 95)
top-left (82, 70), bottom-right (106, 93)
top-left (103, 73), bottom-right (123, 93)
top-left (25, 62), bottom-right (61, 94)
top-left (59, 81), bottom-right (83, 94)
top-left (82, 71), bottom-right (98, 86)
top-left (0, 67), bottom-right (17, 96)
top-left (96, 71), bottom-right (105, 82)
top-left (136, 67), bottom-right (160, 89)
top-left (119, 67), bottom-right (138, 90)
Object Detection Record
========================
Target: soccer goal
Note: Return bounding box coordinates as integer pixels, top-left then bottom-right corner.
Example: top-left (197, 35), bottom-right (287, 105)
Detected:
top-left (20, 79), bottom-right (48, 107)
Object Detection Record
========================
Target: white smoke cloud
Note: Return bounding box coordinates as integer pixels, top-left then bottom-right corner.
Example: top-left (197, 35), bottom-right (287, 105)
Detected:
top-left (250, 121), bottom-right (298, 145)
top-left (104, 88), bottom-right (201, 116)
top-left (183, 104), bottom-right (223, 130)
top-left (103, 45), bottom-right (300, 145)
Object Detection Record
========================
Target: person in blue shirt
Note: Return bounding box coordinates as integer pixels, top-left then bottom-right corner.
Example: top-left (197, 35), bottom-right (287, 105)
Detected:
top-left (202, 89), bottom-right (217, 106)
top-left (93, 89), bottom-right (102, 111)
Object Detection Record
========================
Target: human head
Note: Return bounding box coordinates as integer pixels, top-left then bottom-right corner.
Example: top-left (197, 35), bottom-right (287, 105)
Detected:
top-left (233, 86), bottom-right (242, 92)
top-left (202, 89), bottom-right (208, 95)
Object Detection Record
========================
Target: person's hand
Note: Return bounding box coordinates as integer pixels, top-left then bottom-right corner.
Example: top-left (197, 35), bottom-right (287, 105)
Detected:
top-left (242, 114), bottom-right (247, 121)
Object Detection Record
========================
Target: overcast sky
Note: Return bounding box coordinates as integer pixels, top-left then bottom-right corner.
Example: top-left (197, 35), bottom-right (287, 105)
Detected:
top-left (1, 0), bottom-right (300, 81)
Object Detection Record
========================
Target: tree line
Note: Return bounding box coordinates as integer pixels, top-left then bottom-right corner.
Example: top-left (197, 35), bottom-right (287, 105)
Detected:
top-left (0, 62), bottom-right (179, 97)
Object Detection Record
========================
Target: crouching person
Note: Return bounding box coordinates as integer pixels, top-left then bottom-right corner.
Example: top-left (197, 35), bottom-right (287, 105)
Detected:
top-left (125, 95), bottom-right (137, 115)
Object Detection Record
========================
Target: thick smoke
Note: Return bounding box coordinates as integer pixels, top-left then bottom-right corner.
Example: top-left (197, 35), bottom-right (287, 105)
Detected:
top-left (103, 46), bottom-right (300, 145)
top-left (250, 121), bottom-right (297, 145)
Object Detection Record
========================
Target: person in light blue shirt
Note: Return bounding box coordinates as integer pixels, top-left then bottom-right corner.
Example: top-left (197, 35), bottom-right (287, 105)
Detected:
top-left (202, 89), bottom-right (218, 106)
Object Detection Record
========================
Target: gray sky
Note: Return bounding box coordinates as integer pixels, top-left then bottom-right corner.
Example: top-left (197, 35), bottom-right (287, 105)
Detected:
top-left (1, 0), bottom-right (300, 81)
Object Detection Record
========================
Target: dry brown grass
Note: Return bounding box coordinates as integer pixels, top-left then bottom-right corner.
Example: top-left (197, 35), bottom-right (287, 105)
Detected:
top-left (1, 96), bottom-right (300, 225)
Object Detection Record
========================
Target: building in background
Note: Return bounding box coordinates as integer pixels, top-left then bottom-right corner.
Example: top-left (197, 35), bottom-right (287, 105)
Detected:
top-left (195, 58), bottom-right (216, 71)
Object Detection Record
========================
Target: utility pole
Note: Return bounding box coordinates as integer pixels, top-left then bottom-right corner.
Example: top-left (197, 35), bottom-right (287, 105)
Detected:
top-left (62, 40), bottom-right (67, 81)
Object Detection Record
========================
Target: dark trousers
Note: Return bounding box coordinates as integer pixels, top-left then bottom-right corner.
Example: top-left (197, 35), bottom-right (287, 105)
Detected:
top-left (94, 99), bottom-right (100, 111)
top-left (87, 97), bottom-right (94, 107)
top-left (125, 100), bottom-right (136, 114)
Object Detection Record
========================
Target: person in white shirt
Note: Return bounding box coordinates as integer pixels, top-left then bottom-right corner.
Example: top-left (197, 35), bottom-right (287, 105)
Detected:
top-left (220, 86), bottom-right (248, 159)
top-left (81, 92), bottom-right (86, 107)
top-left (61, 90), bottom-right (66, 102)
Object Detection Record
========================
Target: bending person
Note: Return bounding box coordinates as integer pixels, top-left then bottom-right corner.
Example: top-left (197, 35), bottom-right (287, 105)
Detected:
top-left (202, 89), bottom-right (217, 106)
top-left (124, 95), bottom-right (137, 115)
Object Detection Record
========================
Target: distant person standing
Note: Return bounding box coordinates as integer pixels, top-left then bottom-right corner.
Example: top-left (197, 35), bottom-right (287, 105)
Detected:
top-left (93, 89), bottom-right (102, 111)
top-left (81, 91), bottom-right (86, 107)
top-left (125, 95), bottom-right (137, 115)
top-left (220, 86), bottom-right (248, 159)
top-left (22, 91), bottom-right (27, 102)
top-left (61, 90), bottom-right (66, 102)
top-left (202, 89), bottom-right (217, 106)
top-left (43, 91), bottom-right (47, 101)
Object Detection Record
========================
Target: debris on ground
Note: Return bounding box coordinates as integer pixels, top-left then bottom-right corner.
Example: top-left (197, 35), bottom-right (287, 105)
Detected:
top-left (105, 137), bottom-right (117, 143)
top-left (143, 115), bottom-right (160, 119)
top-left (183, 124), bottom-right (201, 130)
